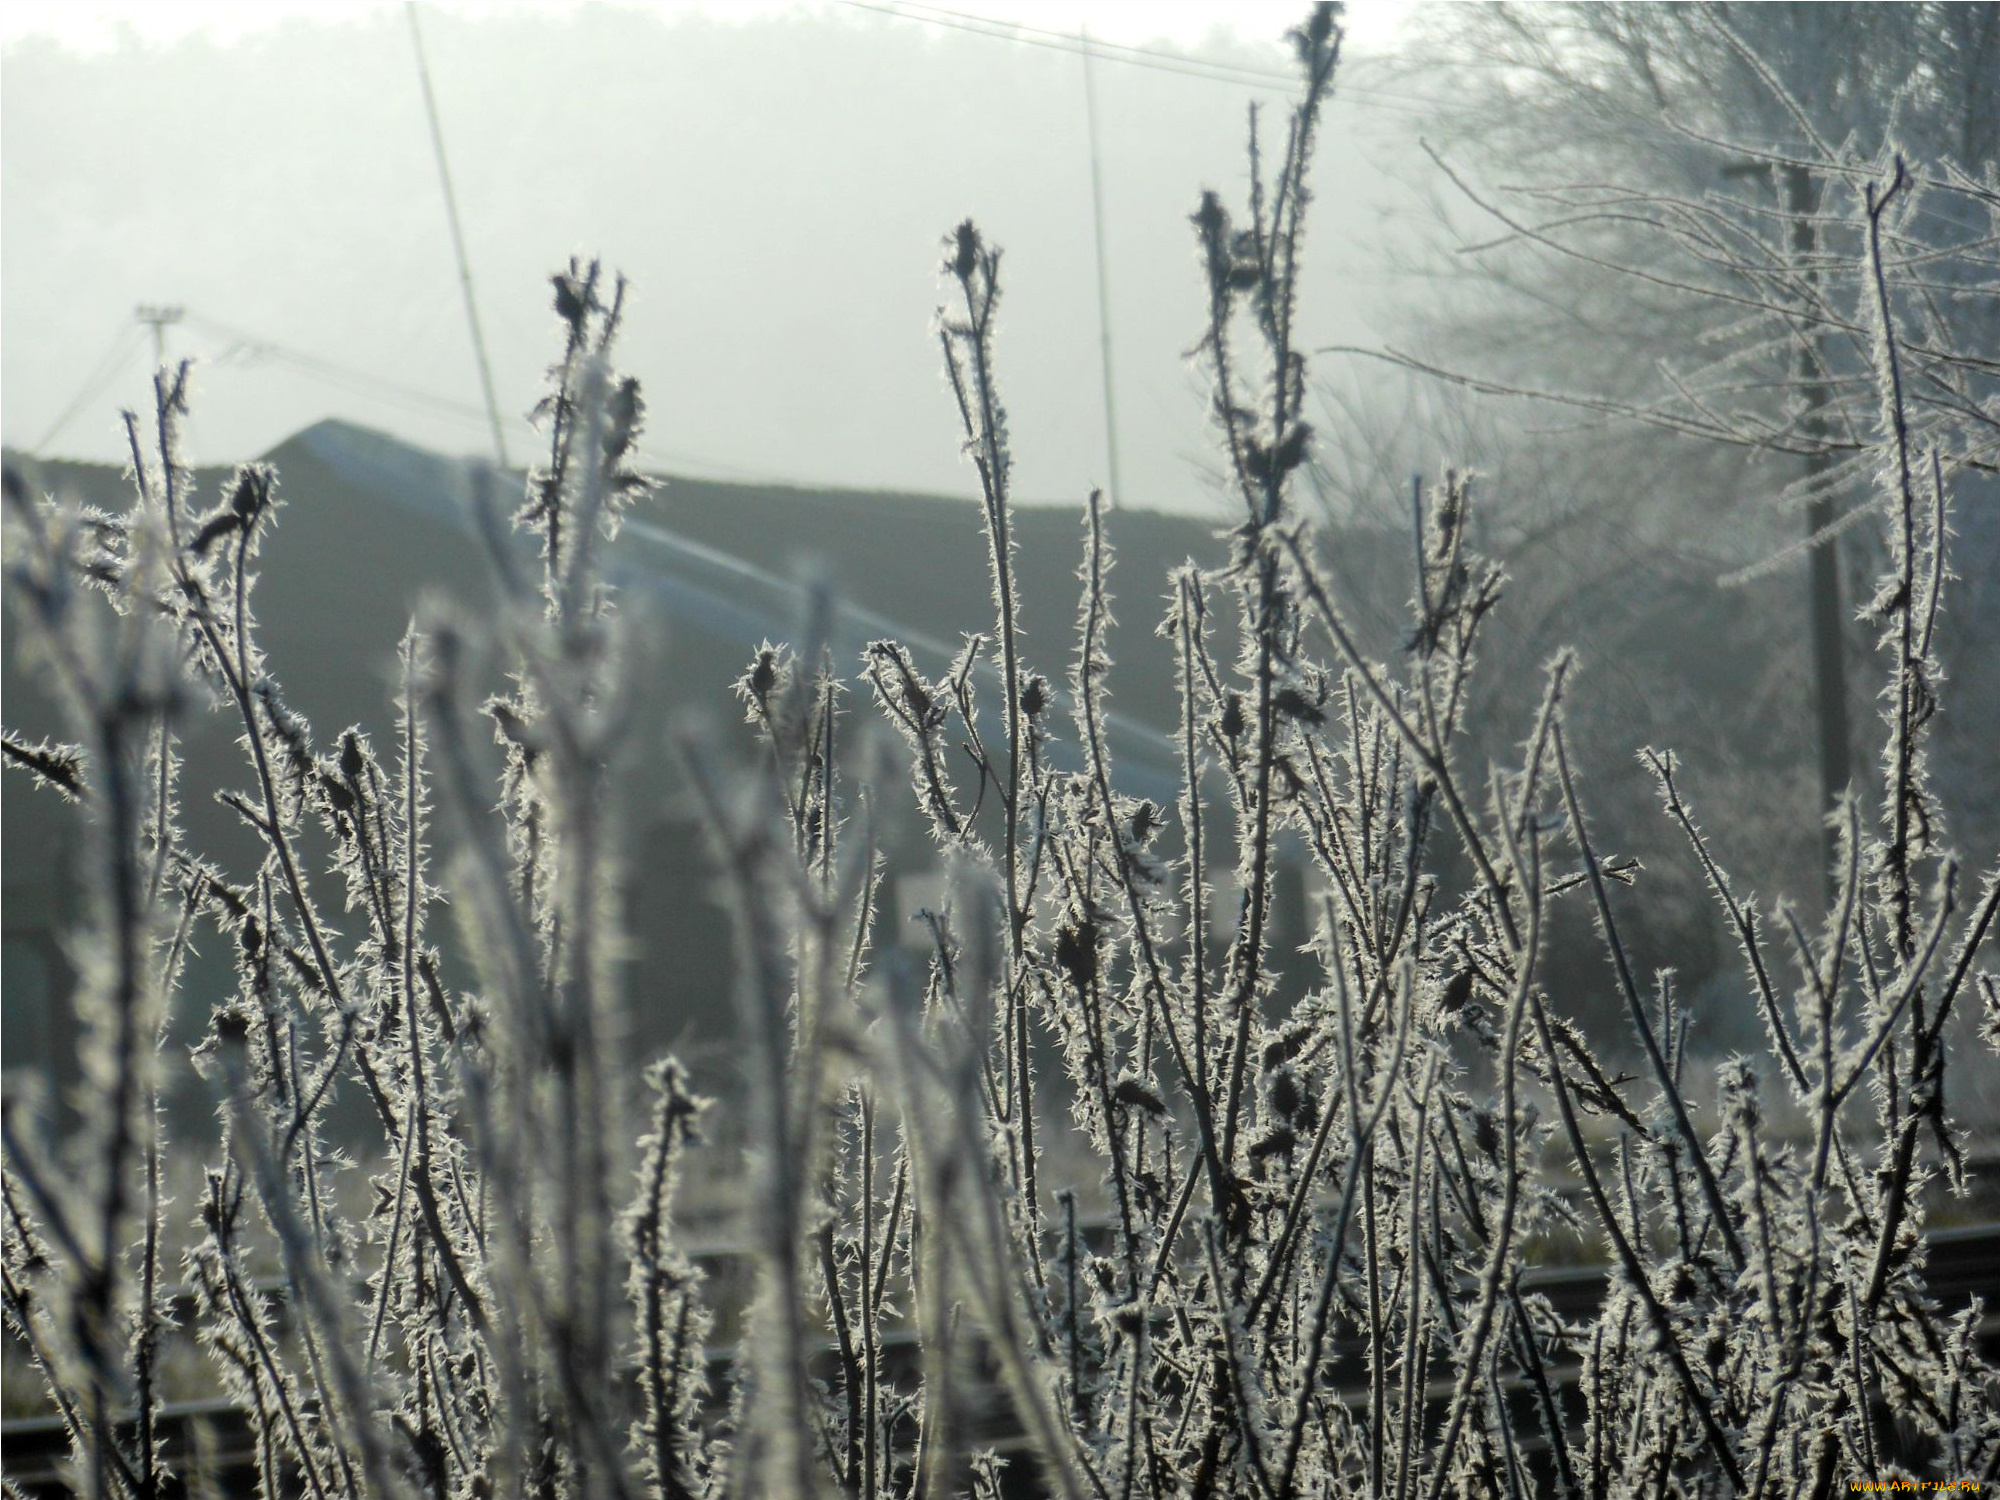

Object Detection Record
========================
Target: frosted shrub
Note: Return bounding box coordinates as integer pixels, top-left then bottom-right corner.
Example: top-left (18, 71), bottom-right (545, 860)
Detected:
top-left (4, 8), bottom-right (1994, 1497)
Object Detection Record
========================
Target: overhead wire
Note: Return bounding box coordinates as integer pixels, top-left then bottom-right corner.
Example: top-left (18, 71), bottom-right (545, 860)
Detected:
top-left (840, 0), bottom-right (1288, 88)
top-left (25, 314), bottom-right (501, 457)
top-left (184, 311), bottom-right (496, 426)
top-left (1080, 21), bottom-right (1124, 512)
top-left (31, 322), bottom-right (146, 454)
top-left (190, 311), bottom-right (828, 482)
top-left (842, 0), bottom-right (1294, 87)
top-left (891, 1), bottom-right (1301, 74)
top-left (31, 301), bottom-right (821, 482)
top-left (838, 0), bottom-right (1439, 114)
top-left (24, 4), bottom-right (1443, 474)
top-left (407, 0), bottom-right (511, 469)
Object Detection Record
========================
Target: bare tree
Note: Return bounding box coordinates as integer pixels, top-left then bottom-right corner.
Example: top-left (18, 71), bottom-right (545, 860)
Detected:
top-left (1317, 2), bottom-right (1999, 947)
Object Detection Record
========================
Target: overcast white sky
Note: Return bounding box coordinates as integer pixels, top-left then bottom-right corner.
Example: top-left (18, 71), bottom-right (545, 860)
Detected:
top-left (0, 2), bottom-right (1416, 54)
top-left (2, 0), bottom-right (1432, 512)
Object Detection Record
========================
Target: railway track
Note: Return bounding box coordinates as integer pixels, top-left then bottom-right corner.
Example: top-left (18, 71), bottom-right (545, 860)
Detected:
top-left (7, 1222), bottom-right (1997, 1495)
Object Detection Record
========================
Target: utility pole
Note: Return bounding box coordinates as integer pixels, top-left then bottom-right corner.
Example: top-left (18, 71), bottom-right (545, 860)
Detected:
top-left (1787, 162), bottom-right (1853, 909)
top-left (1081, 27), bottom-right (1125, 511)
top-left (135, 304), bottom-right (183, 370)
top-left (1723, 158), bottom-right (1850, 906)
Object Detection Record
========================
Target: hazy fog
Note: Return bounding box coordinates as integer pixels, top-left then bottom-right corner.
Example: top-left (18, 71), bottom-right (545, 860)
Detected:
top-left (2, 3), bottom-right (1424, 513)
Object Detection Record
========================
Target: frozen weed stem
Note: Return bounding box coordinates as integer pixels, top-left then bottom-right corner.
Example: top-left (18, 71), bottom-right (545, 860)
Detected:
top-left (4, 6), bottom-right (1997, 1498)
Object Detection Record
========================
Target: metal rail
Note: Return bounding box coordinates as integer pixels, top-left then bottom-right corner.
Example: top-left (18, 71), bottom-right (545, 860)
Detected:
top-left (8, 1223), bottom-right (1996, 1494)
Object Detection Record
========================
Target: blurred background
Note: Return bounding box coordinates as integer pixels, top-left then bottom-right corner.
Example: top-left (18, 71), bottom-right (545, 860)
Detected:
top-left (1, 0), bottom-right (1421, 508)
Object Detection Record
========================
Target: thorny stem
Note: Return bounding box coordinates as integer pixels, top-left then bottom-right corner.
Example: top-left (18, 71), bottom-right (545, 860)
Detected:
top-left (1424, 829), bottom-right (1542, 1500)
top-left (1553, 725), bottom-right (1747, 1274)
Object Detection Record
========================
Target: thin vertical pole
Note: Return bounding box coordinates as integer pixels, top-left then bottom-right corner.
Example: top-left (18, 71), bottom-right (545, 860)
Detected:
top-left (1722, 157), bottom-right (1851, 909)
top-left (407, 1), bottom-right (511, 470)
top-left (136, 305), bottom-right (183, 371)
top-left (1081, 26), bottom-right (1124, 511)
top-left (1787, 162), bottom-right (1850, 909)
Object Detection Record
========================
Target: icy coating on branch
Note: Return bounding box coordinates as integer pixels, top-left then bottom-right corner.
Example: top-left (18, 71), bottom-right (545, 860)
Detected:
top-left (4, 7), bottom-right (1996, 1497)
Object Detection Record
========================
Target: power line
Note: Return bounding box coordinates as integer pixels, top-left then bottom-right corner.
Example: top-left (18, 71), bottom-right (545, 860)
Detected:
top-left (851, 0), bottom-right (1293, 87)
top-left (407, 1), bottom-right (511, 470)
top-left (29, 295), bottom-right (836, 480)
top-left (949, 3), bottom-right (1309, 76)
top-left (1080, 23), bottom-right (1124, 511)
top-left (840, 0), bottom-right (1438, 113)
top-left (185, 312), bottom-right (495, 424)
top-left (39, 302), bottom-right (826, 483)
top-left (31, 322), bottom-right (144, 454)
